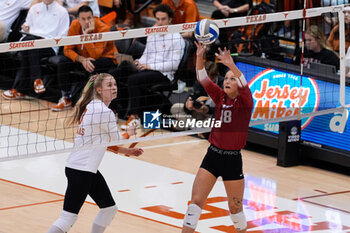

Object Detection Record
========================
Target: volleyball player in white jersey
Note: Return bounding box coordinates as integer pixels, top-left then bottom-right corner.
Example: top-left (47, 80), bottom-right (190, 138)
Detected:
top-left (47, 73), bottom-right (143, 233)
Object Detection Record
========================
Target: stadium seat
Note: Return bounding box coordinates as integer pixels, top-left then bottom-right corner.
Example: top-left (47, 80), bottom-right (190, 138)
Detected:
top-left (147, 39), bottom-right (194, 114)
top-left (101, 11), bottom-right (117, 27)
top-left (7, 9), bottom-right (28, 42)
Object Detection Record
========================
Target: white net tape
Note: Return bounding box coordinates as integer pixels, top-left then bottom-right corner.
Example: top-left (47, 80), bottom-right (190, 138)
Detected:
top-left (0, 6), bottom-right (343, 53)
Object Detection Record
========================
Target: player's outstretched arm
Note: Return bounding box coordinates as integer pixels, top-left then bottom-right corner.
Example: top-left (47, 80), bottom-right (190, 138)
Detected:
top-left (120, 147), bottom-right (144, 157)
top-left (194, 41), bottom-right (206, 71)
top-left (110, 146), bottom-right (144, 157)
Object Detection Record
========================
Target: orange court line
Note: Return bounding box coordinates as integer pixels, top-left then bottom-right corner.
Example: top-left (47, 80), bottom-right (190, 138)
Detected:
top-left (294, 190), bottom-right (350, 200)
top-left (313, 189), bottom-right (328, 194)
top-left (171, 182), bottom-right (184, 185)
top-left (129, 129), bottom-right (157, 148)
top-left (0, 178), bottom-right (64, 197)
top-left (293, 190), bottom-right (350, 215)
top-left (117, 209), bottom-right (183, 231)
top-left (0, 199), bottom-right (64, 211)
top-left (0, 178), bottom-right (183, 231)
top-left (0, 108), bottom-right (50, 116)
top-left (118, 189), bottom-right (131, 192)
top-left (301, 199), bottom-right (350, 215)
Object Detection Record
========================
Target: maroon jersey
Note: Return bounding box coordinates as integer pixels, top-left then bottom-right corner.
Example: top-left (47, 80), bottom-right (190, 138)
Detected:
top-left (199, 72), bottom-right (253, 150)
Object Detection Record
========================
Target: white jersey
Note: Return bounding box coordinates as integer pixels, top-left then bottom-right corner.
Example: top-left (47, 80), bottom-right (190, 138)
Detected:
top-left (138, 33), bottom-right (185, 81)
top-left (0, 0), bottom-right (32, 32)
top-left (66, 99), bottom-right (121, 173)
top-left (63, 0), bottom-right (100, 17)
top-left (25, 1), bottom-right (69, 54)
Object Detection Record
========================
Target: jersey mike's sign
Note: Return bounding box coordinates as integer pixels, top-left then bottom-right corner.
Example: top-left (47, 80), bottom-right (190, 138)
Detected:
top-left (248, 68), bottom-right (320, 133)
top-left (237, 62), bottom-right (350, 152)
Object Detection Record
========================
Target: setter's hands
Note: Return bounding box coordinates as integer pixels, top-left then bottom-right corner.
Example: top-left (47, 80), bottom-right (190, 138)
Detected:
top-left (194, 41), bottom-right (206, 58)
top-left (215, 47), bottom-right (234, 67)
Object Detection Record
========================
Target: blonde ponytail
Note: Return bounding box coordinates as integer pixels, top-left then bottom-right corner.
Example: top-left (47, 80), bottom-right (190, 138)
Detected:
top-left (66, 73), bottom-right (112, 126)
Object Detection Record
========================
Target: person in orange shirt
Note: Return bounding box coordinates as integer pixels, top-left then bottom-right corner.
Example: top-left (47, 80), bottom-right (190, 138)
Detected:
top-left (162, 0), bottom-right (200, 37)
top-left (327, 6), bottom-right (350, 54)
top-left (51, 5), bottom-right (118, 111)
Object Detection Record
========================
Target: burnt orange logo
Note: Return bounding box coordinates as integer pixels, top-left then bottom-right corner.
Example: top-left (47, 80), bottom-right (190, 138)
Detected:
top-left (54, 38), bottom-right (61, 45)
top-left (120, 31), bottom-right (127, 37)
top-left (80, 33), bottom-right (103, 42)
top-left (246, 14), bottom-right (267, 23)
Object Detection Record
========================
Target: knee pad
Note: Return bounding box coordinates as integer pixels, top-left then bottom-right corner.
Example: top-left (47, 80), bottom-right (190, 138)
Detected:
top-left (183, 203), bottom-right (202, 229)
top-left (230, 211), bottom-right (247, 231)
top-left (53, 210), bottom-right (78, 232)
top-left (93, 205), bottom-right (118, 227)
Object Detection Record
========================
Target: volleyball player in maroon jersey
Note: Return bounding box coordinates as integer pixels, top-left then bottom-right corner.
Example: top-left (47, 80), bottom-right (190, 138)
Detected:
top-left (181, 42), bottom-right (253, 233)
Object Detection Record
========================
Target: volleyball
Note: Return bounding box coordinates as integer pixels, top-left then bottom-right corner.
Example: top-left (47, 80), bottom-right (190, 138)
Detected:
top-left (194, 19), bottom-right (219, 45)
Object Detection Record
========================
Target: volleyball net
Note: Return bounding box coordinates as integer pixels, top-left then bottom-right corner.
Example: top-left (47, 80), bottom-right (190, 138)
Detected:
top-left (0, 5), bottom-right (349, 161)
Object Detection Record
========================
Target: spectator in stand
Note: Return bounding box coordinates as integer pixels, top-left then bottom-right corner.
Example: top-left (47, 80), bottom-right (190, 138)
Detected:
top-left (0, 0), bottom-right (39, 42)
top-left (59, 0), bottom-right (100, 18)
top-left (161, 0), bottom-right (200, 24)
top-left (322, 0), bottom-right (349, 36)
top-left (51, 5), bottom-right (118, 111)
top-left (121, 4), bottom-right (185, 129)
top-left (327, 6), bottom-right (350, 54)
top-left (170, 61), bottom-right (224, 130)
top-left (162, 0), bottom-right (200, 37)
top-left (0, 0), bottom-right (38, 85)
top-left (212, 0), bottom-right (250, 19)
top-left (0, 21), bottom-right (6, 43)
top-left (279, 0), bottom-right (318, 38)
top-left (113, 0), bottom-right (135, 27)
top-left (211, 0), bottom-right (251, 44)
top-left (2, 0), bottom-right (69, 100)
top-left (295, 25), bottom-right (340, 70)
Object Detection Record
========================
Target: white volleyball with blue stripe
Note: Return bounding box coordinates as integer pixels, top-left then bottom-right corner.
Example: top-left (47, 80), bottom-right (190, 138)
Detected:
top-left (194, 19), bottom-right (219, 45)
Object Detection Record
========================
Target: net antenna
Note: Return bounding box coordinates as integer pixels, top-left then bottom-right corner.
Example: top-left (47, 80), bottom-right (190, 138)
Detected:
top-left (298, 0), bottom-right (307, 118)
top-left (0, 5), bottom-right (348, 161)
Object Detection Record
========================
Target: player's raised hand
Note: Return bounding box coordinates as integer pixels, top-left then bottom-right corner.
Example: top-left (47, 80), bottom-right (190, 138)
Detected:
top-left (215, 47), bottom-right (234, 67)
top-left (85, 19), bottom-right (95, 34)
top-left (194, 41), bottom-right (206, 58)
top-left (21, 23), bottom-right (30, 32)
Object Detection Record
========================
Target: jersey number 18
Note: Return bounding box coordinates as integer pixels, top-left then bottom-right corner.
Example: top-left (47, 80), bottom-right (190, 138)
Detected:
top-left (220, 110), bottom-right (232, 123)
